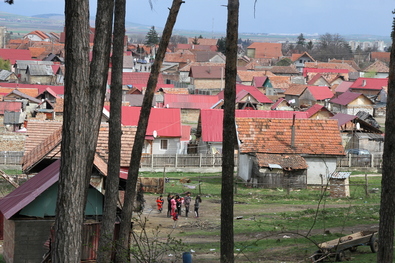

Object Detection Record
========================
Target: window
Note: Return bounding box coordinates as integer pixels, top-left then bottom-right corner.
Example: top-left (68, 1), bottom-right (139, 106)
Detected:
top-left (299, 60), bottom-right (302, 63)
top-left (160, 140), bottom-right (168, 150)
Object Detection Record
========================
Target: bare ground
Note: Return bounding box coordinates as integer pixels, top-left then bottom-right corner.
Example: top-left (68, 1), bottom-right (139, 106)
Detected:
top-left (137, 195), bottom-right (379, 262)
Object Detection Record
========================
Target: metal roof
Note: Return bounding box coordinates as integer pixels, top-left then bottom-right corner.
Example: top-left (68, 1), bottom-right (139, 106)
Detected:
top-left (0, 159), bottom-right (60, 219)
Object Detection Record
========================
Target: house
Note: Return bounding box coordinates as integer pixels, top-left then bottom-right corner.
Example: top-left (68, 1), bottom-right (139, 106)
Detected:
top-left (263, 76), bottom-right (292, 97)
top-left (328, 59), bottom-right (361, 72)
top-left (334, 81), bottom-right (354, 96)
top-left (196, 109), bottom-right (308, 155)
top-left (118, 107), bottom-right (186, 155)
top-left (0, 101), bottom-right (24, 131)
top-left (307, 73), bottom-right (331, 86)
top-left (265, 65), bottom-right (300, 76)
top-left (304, 104), bottom-right (334, 119)
top-left (348, 77), bottom-right (387, 100)
top-left (4, 89), bottom-right (41, 117)
top-left (330, 112), bottom-right (384, 154)
top-left (236, 118), bottom-right (344, 186)
top-left (298, 86), bottom-right (334, 108)
top-left (362, 60), bottom-right (389, 78)
top-left (284, 84), bottom-right (307, 108)
top-left (0, 160), bottom-right (108, 263)
top-left (237, 70), bottom-right (268, 86)
top-left (270, 98), bottom-right (293, 111)
top-left (216, 84), bottom-right (273, 110)
top-left (370, 52), bottom-right (390, 64)
top-left (164, 50), bottom-right (195, 70)
top-left (189, 65), bottom-right (225, 94)
top-left (291, 52), bottom-right (315, 73)
top-left (0, 70), bottom-right (18, 82)
top-left (25, 64), bottom-right (55, 85)
top-left (24, 30), bottom-right (52, 42)
top-left (13, 60), bottom-right (54, 84)
top-left (329, 91), bottom-right (374, 116)
top-left (179, 62), bottom-right (225, 84)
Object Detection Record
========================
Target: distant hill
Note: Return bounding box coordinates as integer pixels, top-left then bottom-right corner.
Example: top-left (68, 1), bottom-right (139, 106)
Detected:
top-left (0, 12), bottom-right (390, 44)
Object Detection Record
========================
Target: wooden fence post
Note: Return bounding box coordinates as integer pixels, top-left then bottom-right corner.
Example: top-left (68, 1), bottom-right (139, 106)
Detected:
top-left (365, 173), bottom-right (369, 197)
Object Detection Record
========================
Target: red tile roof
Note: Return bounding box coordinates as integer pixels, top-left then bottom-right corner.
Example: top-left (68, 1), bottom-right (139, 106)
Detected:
top-left (363, 60), bottom-right (389, 73)
top-left (350, 77), bottom-right (387, 90)
top-left (187, 38), bottom-right (218, 46)
top-left (334, 81), bottom-right (353, 93)
top-left (0, 83), bottom-right (64, 96)
top-left (236, 118), bottom-right (344, 156)
top-left (303, 68), bottom-right (349, 77)
top-left (371, 52), bottom-right (390, 64)
top-left (164, 94), bottom-right (220, 109)
top-left (199, 109), bottom-right (308, 142)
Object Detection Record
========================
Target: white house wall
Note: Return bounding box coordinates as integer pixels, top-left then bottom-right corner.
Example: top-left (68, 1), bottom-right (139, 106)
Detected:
top-left (304, 157), bottom-right (338, 185)
top-left (152, 138), bottom-right (181, 154)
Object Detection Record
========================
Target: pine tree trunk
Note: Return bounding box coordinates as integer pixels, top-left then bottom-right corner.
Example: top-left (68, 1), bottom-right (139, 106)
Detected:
top-left (97, 0), bottom-right (125, 261)
top-left (377, 17), bottom-right (395, 263)
top-left (220, 1), bottom-right (239, 262)
top-left (53, 0), bottom-right (113, 261)
top-left (115, 1), bottom-right (185, 262)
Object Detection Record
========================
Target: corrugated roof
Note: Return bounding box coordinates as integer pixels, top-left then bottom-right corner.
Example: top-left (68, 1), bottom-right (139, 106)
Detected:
top-left (0, 49), bottom-right (33, 64)
top-left (119, 107), bottom-right (181, 138)
top-left (350, 77), bottom-right (387, 90)
top-left (0, 159), bottom-right (60, 219)
top-left (164, 94), bottom-right (219, 109)
top-left (330, 113), bottom-right (357, 126)
top-left (108, 72), bottom-right (165, 86)
top-left (306, 86), bottom-right (334, 100)
top-left (236, 118), bottom-right (344, 156)
top-left (199, 109), bottom-right (308, 142)
top-left (0, 101), bottom-right (22, 114)
top-left (330, 91), bottom-right (363, 105)
top-left (335, 81), bottom-right (354, 93)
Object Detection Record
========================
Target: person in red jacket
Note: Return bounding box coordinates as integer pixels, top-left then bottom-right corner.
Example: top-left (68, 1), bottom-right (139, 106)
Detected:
top-left (156, 195), bottom-right (164, 213)
top-left (172, 210), bottom-right (179, 228)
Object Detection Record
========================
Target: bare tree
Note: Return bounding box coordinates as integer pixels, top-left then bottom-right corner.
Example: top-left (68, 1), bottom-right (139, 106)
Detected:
top-left (377, 12), bottom-right (395, 263)
top-left (96, 0), bottom-right (125, 261)
top-left (221, 0), bottom-right (239, 262)
top-left (115, 1), bottom-right (185, 262)
top-left (52, 0), bottom-right (114, 261)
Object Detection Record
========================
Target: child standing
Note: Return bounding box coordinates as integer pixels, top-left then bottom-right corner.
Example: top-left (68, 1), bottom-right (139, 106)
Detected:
top-left (194, 195), bottom-right (202, 218)
top-left (156, 195), bottom-right (164, 213)
top-left (172, 210), bottom-right (179, 228)
top-left (184, 192), bottom-right (192, 217)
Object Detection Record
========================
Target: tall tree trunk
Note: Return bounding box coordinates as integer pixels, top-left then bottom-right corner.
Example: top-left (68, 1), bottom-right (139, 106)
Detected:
top-left (377, 14), bottom-right (395, 263)
top-left (53, 0), bottom-right (114, 261)
top-left (115, 1), bottom-right (185, 262)
top-left (97, 0), bottom-right (125, 261)
top-left (220, 0), bottom-right (239, 262)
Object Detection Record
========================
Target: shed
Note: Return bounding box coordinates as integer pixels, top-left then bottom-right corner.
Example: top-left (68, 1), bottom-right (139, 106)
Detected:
top-left (0, 160), bottom-right (106, 263)
top-left (329, 172), bottom-right (351, 198)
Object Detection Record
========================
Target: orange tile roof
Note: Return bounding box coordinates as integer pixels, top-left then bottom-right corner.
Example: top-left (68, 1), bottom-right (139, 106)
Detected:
top-left (247, 42), bottom-right (283, 59)
top-left (236, 118), bottom-right (344, 156)
top-left (363, 60), bottom-right (389, 73)
top-left (28, 47), bottom-right (46, 58)
top-left (0, 87), bottom-right (39, 98)
top-left (187, 38), bottom-right (218, 46)
top-left (304, 62), bottom-right (357, 72)
top-left (164, 50), bottom-right (195, 63)
top-left (371, 52), bottom-right (390, 64)
top-left (237, 70), bottom-right (268, 82)
top-left (180, 61), bottom-right (225, 72)
top-left (284, 84), bottom-right (307, 95)
top-left (268, 76), bottom-right (292, 90)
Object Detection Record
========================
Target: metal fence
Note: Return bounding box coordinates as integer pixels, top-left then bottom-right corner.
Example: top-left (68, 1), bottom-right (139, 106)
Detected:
top-left (140, 153), bottom-right (229, 168)
top-left (0, 151), bottom-right (23, 165)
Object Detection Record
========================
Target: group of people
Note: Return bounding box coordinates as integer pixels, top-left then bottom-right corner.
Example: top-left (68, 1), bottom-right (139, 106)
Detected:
top-left (156, 192), bottom-right (202, 228)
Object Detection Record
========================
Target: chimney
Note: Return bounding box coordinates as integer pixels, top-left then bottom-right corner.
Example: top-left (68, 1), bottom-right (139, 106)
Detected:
top-left (291, 114), bottom-right (296, 149)
top-left (362, 79), bottom-right (367, 86)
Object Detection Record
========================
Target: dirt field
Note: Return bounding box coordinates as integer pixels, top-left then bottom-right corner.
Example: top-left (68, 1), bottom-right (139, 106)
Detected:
top-left (138, 194), bottom-right (379, 262)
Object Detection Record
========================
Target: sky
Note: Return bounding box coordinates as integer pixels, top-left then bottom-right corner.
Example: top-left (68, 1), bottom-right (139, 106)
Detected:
top-left (0, 0), bottom-right (394, 37)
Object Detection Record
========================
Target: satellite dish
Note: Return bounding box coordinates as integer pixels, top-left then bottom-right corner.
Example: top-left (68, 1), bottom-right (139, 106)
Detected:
top-left (153, 130), bottom-right (157, 138)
